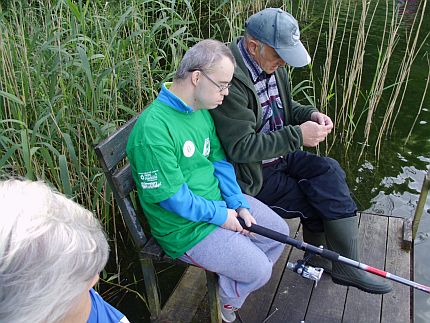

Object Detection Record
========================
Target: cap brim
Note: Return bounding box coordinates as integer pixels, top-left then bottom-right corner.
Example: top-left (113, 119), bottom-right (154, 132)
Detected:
top-left (275, 41), bottom-right (311, 67)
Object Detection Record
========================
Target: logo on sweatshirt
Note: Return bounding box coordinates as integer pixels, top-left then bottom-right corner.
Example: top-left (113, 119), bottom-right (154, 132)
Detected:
top-left (183, 140), bottom-right (195, 157)
top-left (203, 138), bottom-right (210, 157)
top-left (138, 170), bottom-right (161, 189)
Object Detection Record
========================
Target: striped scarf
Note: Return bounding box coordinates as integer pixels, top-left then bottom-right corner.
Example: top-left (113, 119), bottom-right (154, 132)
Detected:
top-left (238, 38), bottom-right (285, 134)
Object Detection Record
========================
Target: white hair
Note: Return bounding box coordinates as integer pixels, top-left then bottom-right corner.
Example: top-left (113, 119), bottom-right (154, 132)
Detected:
top-left (0, 179), bottom-right (109, 323)
top-left (244, 31), bottom-right (266, 55)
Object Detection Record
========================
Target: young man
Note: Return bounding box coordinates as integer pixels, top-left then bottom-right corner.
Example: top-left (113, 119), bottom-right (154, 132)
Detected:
top-left (126, 39), bottom-right (289, 322)
top-left (0, 179), bottom-right (129, 323)
top-left (209, 8), bottom-right (392, 294)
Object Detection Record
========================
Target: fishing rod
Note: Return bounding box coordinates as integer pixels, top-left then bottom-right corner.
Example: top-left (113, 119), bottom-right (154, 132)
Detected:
top-left (238, 218), bottom-right (430, 294)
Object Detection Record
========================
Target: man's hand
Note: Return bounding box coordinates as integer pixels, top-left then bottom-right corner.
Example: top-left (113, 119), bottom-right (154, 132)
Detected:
top-left (299, 121), bottom-right (330, 147)
top-left (237, 208), bottom-right (256, 227)
top-left (221, 208), bottom-right (243, 232)
top-left (221, 208), bottom-right (256, 235)
top-left (311, 112), bottom-right (334, 129)
top-left (237, 208), bottom-right (257, 236)
top-left (300, 112), bottom-right (333, 147)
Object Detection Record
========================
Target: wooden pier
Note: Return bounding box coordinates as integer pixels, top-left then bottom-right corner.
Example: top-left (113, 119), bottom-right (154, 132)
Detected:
top-left (188, 212), bottom-right (413, 323)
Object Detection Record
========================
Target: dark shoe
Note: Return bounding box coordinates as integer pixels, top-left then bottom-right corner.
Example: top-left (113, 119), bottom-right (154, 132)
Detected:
top-left (324, 216), bottom-right (392, 294)
top-left (302, 226), bottom-right (332, 274)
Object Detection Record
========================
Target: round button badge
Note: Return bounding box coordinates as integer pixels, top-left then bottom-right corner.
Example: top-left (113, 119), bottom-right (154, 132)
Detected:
top-left (183, 140), bottom-right (195, 157)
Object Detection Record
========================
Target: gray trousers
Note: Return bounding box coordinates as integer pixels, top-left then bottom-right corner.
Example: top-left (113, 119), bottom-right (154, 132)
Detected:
top-left (179, 195), bottom-right (289, 308)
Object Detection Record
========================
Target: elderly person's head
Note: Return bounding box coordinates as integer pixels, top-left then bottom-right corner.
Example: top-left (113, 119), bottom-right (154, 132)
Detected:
top-left (243, 8), bottom-right (311, 74)
top-left (172, 39), bottom-right (236, 110)
top-left (0, 179), bottom-right (109, 323)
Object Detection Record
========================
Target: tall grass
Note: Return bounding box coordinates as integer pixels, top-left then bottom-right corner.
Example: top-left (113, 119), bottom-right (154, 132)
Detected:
top-left (0, 0), bottom-right (207, 214)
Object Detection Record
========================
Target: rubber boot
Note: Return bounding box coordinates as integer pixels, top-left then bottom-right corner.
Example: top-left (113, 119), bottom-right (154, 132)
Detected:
top-left (323, 216), bottom-right (392, 294)
top-left (302, 226), bottom-right (332, 274)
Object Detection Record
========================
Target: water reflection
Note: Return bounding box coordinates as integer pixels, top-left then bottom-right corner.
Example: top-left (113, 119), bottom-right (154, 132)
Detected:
top-left (366, 164), bottom-right (429, 218)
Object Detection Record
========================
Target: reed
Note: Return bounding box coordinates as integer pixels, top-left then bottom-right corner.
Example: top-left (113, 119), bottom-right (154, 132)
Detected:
top-left (298, 0), bottom-right (429, 159)
top-left (375, 0), bottom-right (429, 158)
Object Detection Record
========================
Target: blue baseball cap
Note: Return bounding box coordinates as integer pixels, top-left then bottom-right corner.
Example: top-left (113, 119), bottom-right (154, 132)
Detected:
top-left (245, 8), bottom-right (311, 67)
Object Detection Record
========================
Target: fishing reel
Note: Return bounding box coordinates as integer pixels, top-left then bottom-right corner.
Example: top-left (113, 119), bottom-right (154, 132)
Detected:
top-left (287, 253), bottom-right (324, 286)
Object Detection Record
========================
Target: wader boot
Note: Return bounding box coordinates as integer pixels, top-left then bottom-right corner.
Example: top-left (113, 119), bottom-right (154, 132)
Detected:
top-left (324, 216), bottom-right (392, 294)
top-left (302, 226), bottom-right (332, 274)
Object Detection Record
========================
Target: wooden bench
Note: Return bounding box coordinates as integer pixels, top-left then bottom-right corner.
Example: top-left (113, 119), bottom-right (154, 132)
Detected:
top-left (94, 113), bottom-right (222, 322)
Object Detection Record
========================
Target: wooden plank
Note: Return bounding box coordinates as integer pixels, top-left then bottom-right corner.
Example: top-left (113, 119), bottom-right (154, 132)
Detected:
top-left (112, 163), bottom-right (136, 198)
top-left (342, 213), bottom-right (388, 322)
top-left (381, 217), bottom-right (411, 323)
top-left (301, 220), bottom-right (347, 323)
top-left (206, 271), bottom-right (222, 323)
top-left (94, 113), bottom-right (140, 172)
top-left (267, 225), bottom-right (314, 323)
top-left (305, 274), bottom-right (347, 323)
top-left (141, 257), bottom-right (161, 320)
top-left (229, 213), bottom-right (413, 323)
top-left (402, 216), bottom-right (413, 251)
top-left (155, 266), bottom-right (207, 323)
top-left (116, 195), bottom-right (147, 248)
top-left (239, 218), bottom-right (300, 323)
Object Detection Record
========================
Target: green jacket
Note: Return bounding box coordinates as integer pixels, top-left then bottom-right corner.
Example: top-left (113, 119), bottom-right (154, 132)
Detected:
top-left (210, 38), bottom-right (318, 196)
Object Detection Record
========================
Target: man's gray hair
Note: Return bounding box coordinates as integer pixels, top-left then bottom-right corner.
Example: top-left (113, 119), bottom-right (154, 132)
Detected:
top-left (0, 179), bottom-right (109, 323)
top-left (243, 31), bottom-right (265, 53)
top-left (175, 39), bottom-right (236, 80)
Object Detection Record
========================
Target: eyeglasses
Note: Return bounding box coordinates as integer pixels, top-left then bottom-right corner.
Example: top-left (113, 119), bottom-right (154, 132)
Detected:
top-left (198, 70), bottom-right (232, 92)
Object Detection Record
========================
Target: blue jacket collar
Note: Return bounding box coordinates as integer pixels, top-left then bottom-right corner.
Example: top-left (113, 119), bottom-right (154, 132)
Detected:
top-left (157, 82), bottom-right (193, 113)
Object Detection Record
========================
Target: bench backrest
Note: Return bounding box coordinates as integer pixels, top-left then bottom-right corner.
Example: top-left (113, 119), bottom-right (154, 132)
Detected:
top-left (94, 113), bottom-right (146, 248)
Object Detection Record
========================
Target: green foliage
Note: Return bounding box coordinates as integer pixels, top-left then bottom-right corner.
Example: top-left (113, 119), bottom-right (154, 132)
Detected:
top-left (1, 0), bottom-right (207, 204)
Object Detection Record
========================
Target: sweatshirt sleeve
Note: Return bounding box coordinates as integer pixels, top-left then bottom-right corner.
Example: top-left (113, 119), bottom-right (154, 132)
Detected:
top-left (213, 159), bottom-right (250, 209)
top-left (159, 183), bottom-right (227, 226)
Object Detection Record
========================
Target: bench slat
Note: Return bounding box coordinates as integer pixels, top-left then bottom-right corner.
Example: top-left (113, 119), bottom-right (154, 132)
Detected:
top-left (112, 163), bottom-right (136, 198)
top-left (94, 113), bottom-right (140, 172)
top-left (116, 195), bottom-right (147, 248)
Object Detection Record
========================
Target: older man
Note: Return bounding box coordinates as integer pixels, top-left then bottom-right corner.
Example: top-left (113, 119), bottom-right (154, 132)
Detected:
top-left (210, 8), bottom-right (392, 294)
top-left (126, 39), bottom-right (289, 322)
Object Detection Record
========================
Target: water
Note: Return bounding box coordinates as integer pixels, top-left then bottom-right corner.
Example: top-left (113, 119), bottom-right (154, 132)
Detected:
top-left (305, 0), bottom-right (430, 321)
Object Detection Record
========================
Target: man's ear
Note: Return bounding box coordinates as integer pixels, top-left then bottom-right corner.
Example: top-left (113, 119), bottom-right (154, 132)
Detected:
top-left (88, 274), bottom-right (99, 289)
top-left (247, 40), bottom-right (259, 56)
top-left (191, 70), bottom-right (200, 86)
